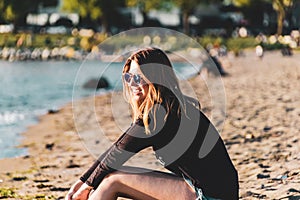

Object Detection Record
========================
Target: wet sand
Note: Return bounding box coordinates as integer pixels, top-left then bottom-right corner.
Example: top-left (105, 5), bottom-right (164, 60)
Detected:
top-left (0, 50), bottom-right (299, 199)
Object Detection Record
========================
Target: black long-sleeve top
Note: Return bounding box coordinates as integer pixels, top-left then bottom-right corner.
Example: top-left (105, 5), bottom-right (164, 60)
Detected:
top-left (80, 97), bottom-right (239, 199)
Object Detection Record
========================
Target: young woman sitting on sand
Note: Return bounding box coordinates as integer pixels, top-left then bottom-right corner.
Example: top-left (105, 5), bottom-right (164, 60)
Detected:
top-left (65, 47), bottom-right (239, 200)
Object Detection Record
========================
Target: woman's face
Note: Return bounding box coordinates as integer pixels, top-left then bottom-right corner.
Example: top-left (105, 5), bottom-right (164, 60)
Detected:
top-left (127, 60), bottom-right (149, 104)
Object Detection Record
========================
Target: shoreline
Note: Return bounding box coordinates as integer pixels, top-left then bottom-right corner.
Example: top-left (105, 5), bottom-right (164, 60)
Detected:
top-left (0, 50), bottom-right (300, 199)
top-left (0, 47), bottom-right (200, 63)
top-left (0, 51), bottom-right (203, 160)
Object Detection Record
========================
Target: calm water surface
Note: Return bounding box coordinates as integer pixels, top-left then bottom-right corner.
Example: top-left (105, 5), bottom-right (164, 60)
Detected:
top-left (0, 60), bottom-right (197, 159)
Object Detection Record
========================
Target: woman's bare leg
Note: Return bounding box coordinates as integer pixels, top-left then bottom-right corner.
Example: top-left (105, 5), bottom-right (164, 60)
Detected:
top-left (88, 167), bottom-right (196, 200)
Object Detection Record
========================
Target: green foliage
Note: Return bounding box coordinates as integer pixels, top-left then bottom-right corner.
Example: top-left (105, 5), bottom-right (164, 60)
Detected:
top-left (232, 0), bottom-right (295, 35)
top-left (62, 0), bottom-right (125, 32)
top-left (23, 194), bottom-right (56, 200)
top-left (0, 187), bottom-right (57, 199)
top-left (101, 34), bottom-right (143, 50)
top-left (198, 36), bottom-right (258, 52)
top-left (0, 0), bottom-right (40, 23)
top-left (126, 0), bottom-right (167, 12)
top-left (271, 0), bottom-right (294, 35)
top-left (61, 0), bottom-right (102, 20)
top-left (101, 34), bottom-right (202, 52)
top-left (231, 0), bottom-right (252, 7)
top-left (261, 41), bottom-right (285, 50)
top-left (0, 33), bottom-right (69, 48)
top-left (198, 36), bottom-right (259, 53)
top-left (198, 36), bottom-right (225, 49)
top-left (272, 0), bottom-right (293, 10)
top-left (226, 37), bottom-right (258, 52)
top-left (0, 32), bottom-right (108, 49)
top-left (0, 33), bottom-right (290, 54)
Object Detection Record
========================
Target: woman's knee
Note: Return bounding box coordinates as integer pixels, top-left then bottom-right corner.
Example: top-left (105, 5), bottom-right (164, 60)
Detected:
top-left (89, 173), bottom-right (122, 199)
top-left (100, 172), bottom-right (121, 190)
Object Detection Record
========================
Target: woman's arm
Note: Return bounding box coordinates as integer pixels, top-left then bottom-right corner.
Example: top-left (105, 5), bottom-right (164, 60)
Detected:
top-left (81, 120), bottom-right (154, 189)
top-left (79, 146), bottom-right (113, 183)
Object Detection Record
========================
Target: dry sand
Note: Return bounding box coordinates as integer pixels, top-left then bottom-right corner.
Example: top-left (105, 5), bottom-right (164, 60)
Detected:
top-left (0, 50), bottom-right (299, 199)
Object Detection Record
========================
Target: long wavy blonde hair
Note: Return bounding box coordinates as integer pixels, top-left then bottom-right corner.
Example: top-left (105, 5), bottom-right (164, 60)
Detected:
top-left (122, 47), bottom-right (185, 134)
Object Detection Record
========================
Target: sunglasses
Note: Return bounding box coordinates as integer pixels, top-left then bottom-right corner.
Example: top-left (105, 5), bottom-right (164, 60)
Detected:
top-left (123, 73), bottom-right (147, 85)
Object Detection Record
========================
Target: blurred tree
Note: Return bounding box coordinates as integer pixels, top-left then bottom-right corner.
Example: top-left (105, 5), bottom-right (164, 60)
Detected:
top-left (232, 0), bottom-right (294, 35)
top-left (173, 0), bottom-right (202, 34)
top-left (40, 0), bottom-right (59, 7)
top-left (0, 0), bottom-right (7, 23)
top-left (62, 0), bottom-right (125, 33)
top-left (61, 0), bottom-right (102, 28)
top-left (231, 0), bottom-right (271, 34)
top-left (173, 0), bottom-right (223, 34)
top-left (231, 0), bottom-right (251, 6)
top-left (0, 0), bottom-right (40, 27)
top-left (126, 0), bottom-right (223, 35)
top-left (126, 0), bottom-right (170, 26)
top-left (99, 0), bottom-right (129, 34)
top-left (271, 0), bottom-right (293, 35)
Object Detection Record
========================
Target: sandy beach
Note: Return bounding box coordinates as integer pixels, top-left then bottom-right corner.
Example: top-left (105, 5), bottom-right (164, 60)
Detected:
top-left (0, 50), bottom-right (299, 199)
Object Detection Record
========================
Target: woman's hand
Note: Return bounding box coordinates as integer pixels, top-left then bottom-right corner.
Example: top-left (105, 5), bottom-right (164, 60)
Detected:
top-left (71, 183), bottom-right (93, 200)
top-left (65, 180), bottom-right (85, 200)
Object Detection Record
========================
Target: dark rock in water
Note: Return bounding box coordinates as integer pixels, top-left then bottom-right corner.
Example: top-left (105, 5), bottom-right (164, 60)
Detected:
top-left (48, 109), bottom-right (59, 114)
top-left (83, 77), bottom-right (109, 90)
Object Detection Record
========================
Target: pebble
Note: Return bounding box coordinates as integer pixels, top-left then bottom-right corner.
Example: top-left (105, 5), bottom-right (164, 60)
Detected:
top-left (263, 126), bottom-right (272, 132)
top-left (257, 173), bottom-right (270, 179)
top-left (258, 163), bottom-right (270, 168)
top-left (45, 142), bottom-right (55, 150)
top-left (12, 176), bottom-right (27, 181)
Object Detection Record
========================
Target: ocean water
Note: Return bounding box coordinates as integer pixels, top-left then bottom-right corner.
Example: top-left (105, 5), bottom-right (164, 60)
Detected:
top-left (0, 60), bottom-right (198, 159)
